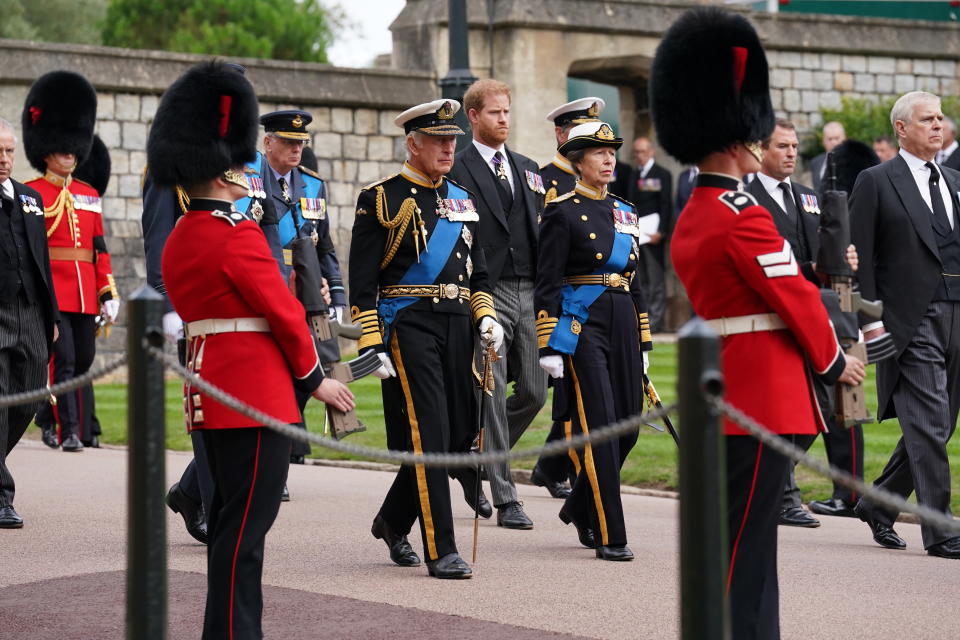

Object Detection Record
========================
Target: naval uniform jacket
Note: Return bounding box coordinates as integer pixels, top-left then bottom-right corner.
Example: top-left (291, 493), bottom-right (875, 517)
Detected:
top-left (161, 199), bottom-right (323, 431)
top-left (25, 174), bottom-right (116, 314)
top-left (541, 153), bottom-right (578, 205)
top-left (348, 162), bottom-right (496, 353)
top-left (671, 173), bottom-right (845, 436)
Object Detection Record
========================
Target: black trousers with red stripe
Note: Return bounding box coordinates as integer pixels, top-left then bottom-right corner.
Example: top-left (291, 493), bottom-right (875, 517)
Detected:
top-left (726, 435), bottom-right (791, 640)
top-left (201, 427), bottom-right (290, 640)
top-left (822, 423), bottom-right (865, 503)
top-left (376, 310), bottom-right (476, 562)
top-left (35, 311), bottom-right (96, 440)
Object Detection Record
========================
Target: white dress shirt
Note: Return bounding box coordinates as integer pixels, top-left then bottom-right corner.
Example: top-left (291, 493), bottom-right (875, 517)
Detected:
top-left (756, 172), bottom-right (792, 215)
top-left (472, 139), bottom-right (515, 195)
top-left (638, 157), bottom-right (655, 179)
top-left (900, 148), bottom-right (954, 230)
top-left (938, 140), bottom-right (958, 165)
top-left (1, 178), bottom-right (13, 201)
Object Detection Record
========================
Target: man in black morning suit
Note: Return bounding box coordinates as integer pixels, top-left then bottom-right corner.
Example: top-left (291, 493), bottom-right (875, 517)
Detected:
top-left (851, 91), bottom-right (960, 559)
top-left (448, 79), bottom-right (546, 529)
top-left (0, 117), bottom-right (59, 528)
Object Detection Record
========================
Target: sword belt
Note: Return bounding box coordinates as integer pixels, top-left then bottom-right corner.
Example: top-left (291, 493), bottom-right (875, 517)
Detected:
top-left (380, 284), bottom-right (471, 301)
top-left (563, 273), bottom-right (630, 291)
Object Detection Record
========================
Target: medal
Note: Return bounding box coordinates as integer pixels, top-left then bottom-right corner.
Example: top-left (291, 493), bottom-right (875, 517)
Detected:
top-left (461, 225), bottom-right (473, 249)
top-left (250, 200), bottom-right (264, 223)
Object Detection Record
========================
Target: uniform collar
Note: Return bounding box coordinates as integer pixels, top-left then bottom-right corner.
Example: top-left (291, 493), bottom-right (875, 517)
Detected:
top-left (401, 162), bottom-right (444, 189)
top-left (696, 172), bottom-right (743, 191)
top-left (575, 180), bottom-right (607, 200)
top-left (551, 153), bottom-right (575, 176)
top-left (43, 171), bottom-right (72, 188)
top-left (188, 197), bottom-right (236, 212)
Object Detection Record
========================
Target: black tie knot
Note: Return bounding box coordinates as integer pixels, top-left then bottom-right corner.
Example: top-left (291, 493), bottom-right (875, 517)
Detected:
top-left (926, 162), bottom-right (941, 184)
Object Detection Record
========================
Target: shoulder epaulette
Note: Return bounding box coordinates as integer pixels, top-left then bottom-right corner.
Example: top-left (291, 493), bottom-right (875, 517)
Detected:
top-left (243, 166), bottom-right (258, 174)
top-left (718, 190), bottom-right (758, 215)
top-left (609, 193), bottom-right (636, 209)
top-left (72, 177), bottom-right (95, 191)
top-left (210, 209), bottom-right (247, 227)
top-left (298, 165), bottom-right (322, 180)
top-left (361, 173), bottom-right (398, 191)
top-left (550, 190), bottom-right (576, 204)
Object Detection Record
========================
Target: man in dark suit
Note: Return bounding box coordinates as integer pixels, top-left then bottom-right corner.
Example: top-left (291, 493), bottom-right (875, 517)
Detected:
top-left (938, 117), bottom-right (960, 170)
top-left (873, 135), bottom-right (898, 163)
top-left (675, 165), bottom-right (697, 217)
top-left (627, 136), bottom-right (672, 333)
top-left (851, 91), bottom-right (960, 559)
top-left (809, 121), bottom-right (846, 192)
top-left (448, 79), bottom-right (546, 529)
top-left (0, 117), bottom-right (59, 528)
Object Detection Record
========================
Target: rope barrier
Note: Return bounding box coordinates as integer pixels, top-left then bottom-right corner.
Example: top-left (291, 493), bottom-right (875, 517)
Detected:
top-left (0, 355), bottom-right (128, 409)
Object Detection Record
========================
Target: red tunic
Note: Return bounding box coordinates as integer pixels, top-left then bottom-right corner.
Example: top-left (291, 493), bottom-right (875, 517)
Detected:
top-left (671, 176), bottom-right (844, 436)
top-left (161, 202), bottom-right (322, 431)
top-left (25, 174), bottom-right (115, 314)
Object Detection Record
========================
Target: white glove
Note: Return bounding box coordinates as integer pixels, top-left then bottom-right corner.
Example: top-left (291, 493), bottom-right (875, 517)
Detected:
top-left (162, 310), bottom-right (184, 342)
top-left (479, 316), bottom-right (504, 352)
top-left (101, 299), bottom-right (120, 323)
top-left (331, 305), bottom-right (346, 324)
top-left (539, 355), bottom-right (564, 379)
top-left (643, 351), bottom-right (649, 375)
top-left (372, 351), bottom-right (397, 379)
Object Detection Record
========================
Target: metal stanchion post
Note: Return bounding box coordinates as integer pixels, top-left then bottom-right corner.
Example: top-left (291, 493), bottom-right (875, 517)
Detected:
top-left (126, 285), bottom-right (167, 640)
top-left (677, 317), bottom-right (729, 639)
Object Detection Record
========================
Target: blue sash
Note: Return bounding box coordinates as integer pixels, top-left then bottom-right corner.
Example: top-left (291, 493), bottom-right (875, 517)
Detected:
top-left (377, 181), bottom-right (468, 343)
top-left (548, 231), bottom-right (634, 354)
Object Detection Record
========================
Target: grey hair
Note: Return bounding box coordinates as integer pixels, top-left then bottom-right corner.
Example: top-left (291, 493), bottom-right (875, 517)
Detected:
top-left (0, 117), bottom-right (16, 142)
top-left (404, 131), bottom-right (425, 161)
top-left (565, 149), bottom-right (586, 178)
top-left (890, 91), bottom-right (941, 135)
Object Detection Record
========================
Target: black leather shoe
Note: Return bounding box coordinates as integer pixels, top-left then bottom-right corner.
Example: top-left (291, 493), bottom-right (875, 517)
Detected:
top-left (559, 508), bottom-right (595, 548)
top-left (40, 426), bottom-right (59, 449)
top-left (927, 537), bottom-right (960, 559)
top-left (281, 484), bottom-right (290, 502)
top-left (61, 434), bottom-right (83, 452)
top-left (496, 501), bottom-right (533, 529)
top-left (165, 482), bottom-right (208, 544)
top-left (808, 497), bottom-right (856, 518)
top-left (0, 505), bottom-right (23, 529)
top-left (459, 476), bottom-right (492, 519)
top-left (426, 552), bottom-right (472, 579)
top-left (595, 545), bottom-right (634, 561)
top-left (290, 454), bottom-right (305, 465)
top-left (371, 514), bottom-right (421, 566)
top-left (89, 435), bottom-right (100, 448)
top-left (779, 506), bottom-right (820, 528)
top-left (854, 501), bottom-right (906, 550)
top-left (531, 464), bottom-right (572, 499)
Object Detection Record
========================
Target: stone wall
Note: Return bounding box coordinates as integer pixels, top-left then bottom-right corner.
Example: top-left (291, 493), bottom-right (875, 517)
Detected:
top-left (0, 38), bottom-right (438, 367)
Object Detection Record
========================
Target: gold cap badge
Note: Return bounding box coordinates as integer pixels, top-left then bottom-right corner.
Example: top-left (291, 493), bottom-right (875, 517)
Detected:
top-left (597, 124), bottom-right (614, 140)
top-left (292, 115), bottom-right (303, 128)
top-left (438, 101), bottom-right (454, 120)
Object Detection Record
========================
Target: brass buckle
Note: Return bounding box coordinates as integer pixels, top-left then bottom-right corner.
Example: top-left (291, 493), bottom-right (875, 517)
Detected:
top-left (443, 283), bottom-right (460, 299)
top-left (608, 273), bottom-right (622, 288)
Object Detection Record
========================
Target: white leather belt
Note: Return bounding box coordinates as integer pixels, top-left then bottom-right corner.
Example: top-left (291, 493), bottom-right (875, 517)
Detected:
top-left (704, 313), bottom-right (786, 336)
top-left (185, 317), bottom-right (270, 338)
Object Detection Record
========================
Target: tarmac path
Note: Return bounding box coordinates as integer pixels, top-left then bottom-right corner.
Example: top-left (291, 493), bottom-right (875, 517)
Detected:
top-left (1, 441), bottom-right (958, 639)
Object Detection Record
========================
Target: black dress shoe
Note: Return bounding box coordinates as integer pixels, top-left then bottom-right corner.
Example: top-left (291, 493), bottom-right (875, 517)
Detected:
top-left (496, 501), bottom-right (533, 529)
top-left (0, 505), bottom-right (24, 529)
top-left (40, 426), bottom-right (59, 449)
top-left (165, 482), bottom-right (208, 544)
top-left (371, 515), bottom-right (421, 566)
top-left (808, 497), bottom-right (856, 518)
top-left (531, 464), bottom-right (572, 499)
top-left (290, 454), bottom-right (305, 465)
top-left (61, 434), bottom-right (83, 452)
top-left (927, 537), bottom-right (960, 559)
top-left (426, 552), bottom-right (472, 579)
top-left (779, 506), bottom-right (821, 528)
top-left (559, 508), bottom-right (596, 548)
top-left (854, 501), bottom-right (906, 550)
top-left (458, 476), bottom-right (492, 519)
top-left (281, 484), bottom-right (290, 502)
top-left (89, 435), bottom-right (100, 448)
top-left (595, 545), bottom-right (634, 561)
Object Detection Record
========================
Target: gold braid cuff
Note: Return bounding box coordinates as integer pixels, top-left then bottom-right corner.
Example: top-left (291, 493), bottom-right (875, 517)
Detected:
top-left (352, 306), bottom-right (383, 351)
top-left (638, 311), bottom-right (652, 345)
top-left (536, 310), bottom-right (558, 349)
top-left (469, 291), bottom-right (497, 323)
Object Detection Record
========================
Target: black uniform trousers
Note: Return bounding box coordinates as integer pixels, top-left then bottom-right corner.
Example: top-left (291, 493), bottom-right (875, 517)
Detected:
top-left (726, 435), bottom-right (792, 640)
top-left (560, 292), bottom-right (641, 548)
top-left (201, 426), bottom-right (289, 640)
top-left (35, 311), bottom-right (95, 440)
top-left (822, 423), bottom-right (864, 503)
top-left (376, 309), bottom-right (476, 562)
top-left (0, 293), bottom-right (47, 508)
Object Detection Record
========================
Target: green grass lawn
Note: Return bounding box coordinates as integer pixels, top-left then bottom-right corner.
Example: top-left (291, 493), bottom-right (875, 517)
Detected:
top-left (90, 342), bottom-right (960, 511)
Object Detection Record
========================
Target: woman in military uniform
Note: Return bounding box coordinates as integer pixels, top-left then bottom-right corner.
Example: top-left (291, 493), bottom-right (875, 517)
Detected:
top-left (535, 121), bottom-right (653, 561)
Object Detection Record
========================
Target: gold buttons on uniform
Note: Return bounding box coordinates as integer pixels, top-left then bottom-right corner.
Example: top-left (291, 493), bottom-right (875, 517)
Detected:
top-left (432, 296), bottom-right (440, 303)
top-left (589, 233), bottom-right (597, 239)
top-left (596, 252), bottom-right (603, 260)
top-left (613, 201), bottom-right (620, 208)
top-left (458, 274), bottom-right (464, 281)
top-left (581, 215), bottom-right (588, 221)
top-left (573, 198), bottom-right (580, 204)
top-left (411, 188), bottom-right (418, 194)
top-left (551, 180), bottom-right (558, 186)
top-left (456, 252), bottom-right (462, 259)
top-left (416, 207), bottom-right (422, 214)
top-left (630, 253), bottom-right (636, 260)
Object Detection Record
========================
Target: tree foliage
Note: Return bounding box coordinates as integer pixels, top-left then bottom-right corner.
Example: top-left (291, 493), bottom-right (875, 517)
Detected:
top-left (101, 0), bottom-right (340, 63)
top-left (0, 0), bottom-right (106, 45)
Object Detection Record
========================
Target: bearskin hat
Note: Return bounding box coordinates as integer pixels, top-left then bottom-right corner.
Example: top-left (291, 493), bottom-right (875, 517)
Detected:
top-left (147, 60), bottom-right (258, 188)
top-left (828, 139), bottom-right (880, 194)
top-left (21, 70), bottom-right (97, 173)
top-left (300, 146), bottom-right (318, 173)
top-left (650, 7), bottom-right (775, 164)
top-left (73, 135), bottom-right (111, 195)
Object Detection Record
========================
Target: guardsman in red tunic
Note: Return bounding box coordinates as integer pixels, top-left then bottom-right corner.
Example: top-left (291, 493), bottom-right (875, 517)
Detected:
top-left (650, 8), bottom-right (866, 638)
top-left (21, 71), bottom-right (118, 453)
top-left (149, 60), bottom-right (354, 640)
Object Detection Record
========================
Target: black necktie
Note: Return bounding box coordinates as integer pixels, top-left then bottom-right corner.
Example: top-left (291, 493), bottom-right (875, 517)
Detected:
top-left (925, 162), bottom-right (952, 235)
top-left (492, 151), bottom-right (513, 210)
top-left (777, 182), bottom-right (797, 219)
top-left (278, 176), bottom-right (291, 204)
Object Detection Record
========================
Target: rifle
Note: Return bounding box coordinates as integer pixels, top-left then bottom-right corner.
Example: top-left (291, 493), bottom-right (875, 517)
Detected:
top-left (642, 373), bottom-right (679, 446)
top-left (817, 152), bottom-right (894, 426)
top-left (472, 334), bottom-right (499, 564)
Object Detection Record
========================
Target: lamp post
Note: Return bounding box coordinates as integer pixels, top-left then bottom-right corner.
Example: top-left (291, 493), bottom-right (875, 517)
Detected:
top-left (438, 0), bottom-right (477, 151)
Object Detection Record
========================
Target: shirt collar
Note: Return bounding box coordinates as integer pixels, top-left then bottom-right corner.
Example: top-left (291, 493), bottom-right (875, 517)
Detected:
top-left (1, 178), bottom-right (13, 201)
top-left (900, 147), bottom-right (937, 175)
top-left (401, 162), bottom-right (443, 189)
top-left (943, 140), bottom-right (959, 157)
top-left (757, 171), bottom-right (791, 193)
top-left (640, 158), bottom-right (655, 176)
top-left (269, 165), bottom-right (292, 184)
top-left (472, 138), bottom-right (505, 165)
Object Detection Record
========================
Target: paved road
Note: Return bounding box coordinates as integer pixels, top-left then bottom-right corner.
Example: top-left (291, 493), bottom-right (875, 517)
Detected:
top-left (1, 440), bottom-right (958, 639)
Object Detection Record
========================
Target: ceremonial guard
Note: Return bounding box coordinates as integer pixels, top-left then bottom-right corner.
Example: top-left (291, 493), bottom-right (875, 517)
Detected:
top-left (530, 97), bottom-right (607, 501)
top-left (150, 60), bottom-right (353, 639)
top-left (235, 109), bottom-right (347, 467)
top-left (22, 71), bottom-right (118, 453)
top-left (652, 9), bottom-right (864, 637)
top-left (535, 120), bottom-right (652, 561)
top-left (349, 99), bottom-right (503, 579)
